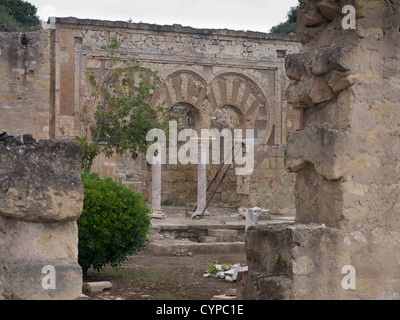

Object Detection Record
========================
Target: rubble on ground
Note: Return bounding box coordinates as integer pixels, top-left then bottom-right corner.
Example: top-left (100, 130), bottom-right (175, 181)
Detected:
top-left (203, 263), bottom-right (248, 282)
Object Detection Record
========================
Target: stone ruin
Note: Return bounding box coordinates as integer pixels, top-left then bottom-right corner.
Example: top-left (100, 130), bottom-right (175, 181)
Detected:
top-left (237, 0), bottom-right (400, 299)
top-left (0, 134), bottom-right (83, 299)
top-left (0, 0), bottom-right (399, 301)
top-left (0, 17), bottom-right (301, 215)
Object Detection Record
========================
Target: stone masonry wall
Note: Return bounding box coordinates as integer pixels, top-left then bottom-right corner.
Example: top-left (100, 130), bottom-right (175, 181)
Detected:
top-left (0, 19), bottom-right (301, 214)
top-left (51, 18), bottom-right (301, 213)
top-left (0, 31), bottom-right (51, 140)
top-left (239, 0), bottom-right (400, 299)
top-left (0, 136), bottom-right (83, 300)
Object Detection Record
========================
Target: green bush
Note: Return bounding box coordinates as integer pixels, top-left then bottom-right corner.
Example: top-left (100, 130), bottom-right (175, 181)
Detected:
top-left (78, 173), bottom-right (151, 277)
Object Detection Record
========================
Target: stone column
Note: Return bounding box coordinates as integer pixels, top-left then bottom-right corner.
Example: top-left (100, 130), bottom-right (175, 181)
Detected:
top-left (0, 138), bottom-right (83, 300)
top-left (151, 153), bottom-right (165, 219)
top-left (192, 141), bottom-right (209, 218)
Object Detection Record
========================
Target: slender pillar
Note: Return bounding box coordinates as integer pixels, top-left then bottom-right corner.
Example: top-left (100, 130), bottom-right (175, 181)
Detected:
top-left (192, 141), bottom-right (209, 218)
top-left (151, 153), bottom-right (165, 219)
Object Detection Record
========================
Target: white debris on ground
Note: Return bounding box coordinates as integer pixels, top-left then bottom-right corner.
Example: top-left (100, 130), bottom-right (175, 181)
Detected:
top-left (237, 207), bottom-right (271, 219)
top-left (204, 263), bottom-right (248, 282)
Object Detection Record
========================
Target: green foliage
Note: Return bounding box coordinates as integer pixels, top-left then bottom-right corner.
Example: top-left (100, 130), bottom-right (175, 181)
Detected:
top-left (75, 136), bottom-right (101, 175)
top-left (0, 5), bottom-right (22, 30)
top-left (77, 173), bottom-right (151, 277)
top-left (270, 5), bottom-right (299, 35)
top-left (0, 0), bottom-right (40, 31)
top-left (77, 37), bottom-right (171, 173)
top-left (206, 261), bottom-right (231, 276)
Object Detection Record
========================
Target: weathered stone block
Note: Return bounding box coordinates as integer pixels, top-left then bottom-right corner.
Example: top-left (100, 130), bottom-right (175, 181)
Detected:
top-left (6, 262), bottom-right (82, 300)
top-left (0, 139), bottom-right (83, 300)
top-left (286, 124), bottom-right (349, 180)
top-left (84, 281), bottom-right (112, 293)
top-left (309, 77), bottom-right (335, 104)
top-left (317, 0), bottom-right (340, 21)
top-left (0, 140), bottom-right (83, 223)
top-left (237, 271), bottom-right (293, 300)
top-left (311, 51), bottom-right (331, 76)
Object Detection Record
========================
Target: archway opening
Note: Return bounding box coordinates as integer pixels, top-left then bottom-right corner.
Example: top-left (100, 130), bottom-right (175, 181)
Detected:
top-left (156, 103), bottom-right (199, 208)
top-left (208, 105), bottom-right (243, 207)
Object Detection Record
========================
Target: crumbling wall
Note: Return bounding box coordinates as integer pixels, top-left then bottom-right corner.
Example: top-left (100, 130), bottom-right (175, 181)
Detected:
top-left (0, 136), bottom-right (83, 300)
top-left (239, 0), bottom-right (400, 299)
top-left (0, 18), bottom-right (301, 213)
top-left (0, 30), bottom-right (51, 140)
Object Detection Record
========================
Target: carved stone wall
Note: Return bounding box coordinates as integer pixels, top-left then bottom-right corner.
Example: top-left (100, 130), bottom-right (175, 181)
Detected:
top-left (0, 18), bottom-right (300, 213)
top-left (50, 18), bottom-right (301, 212)
top-left (239, 0), bottom-right (400, 299)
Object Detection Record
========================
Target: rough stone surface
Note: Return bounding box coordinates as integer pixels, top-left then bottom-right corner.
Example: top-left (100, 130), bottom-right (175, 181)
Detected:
top-left (0, 140), bottom-right (84, 222)
top-left (0, 31), bottom-right (51, 141)
top-left (239, 0), bottom-right (400, 300)
top-left (0, 139), bottom-right (83, 300)
top-left (84, 282), bottom-right (112, 293)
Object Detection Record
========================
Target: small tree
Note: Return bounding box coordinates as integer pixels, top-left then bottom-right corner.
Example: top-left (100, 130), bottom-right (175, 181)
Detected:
top-left (77, 37), bottom-right (169, 173)
top-left (78, 173), bottom-right (151, 278)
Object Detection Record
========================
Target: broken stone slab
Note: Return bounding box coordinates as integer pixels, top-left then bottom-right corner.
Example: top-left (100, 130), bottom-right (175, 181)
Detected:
top-left (151, 213), bottom-right (167, 220)
top-left (224, 269), bottom-right (235, 276)
top-left (232, 266), bottom-right (248, 281)
top-left (225, 276), bottom-right (234, 282)
top-left (84, 281), bottom-right (112, 293)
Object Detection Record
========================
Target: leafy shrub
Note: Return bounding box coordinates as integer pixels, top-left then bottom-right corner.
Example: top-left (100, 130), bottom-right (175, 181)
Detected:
top-left (78, 173), bottom-right (151, 277)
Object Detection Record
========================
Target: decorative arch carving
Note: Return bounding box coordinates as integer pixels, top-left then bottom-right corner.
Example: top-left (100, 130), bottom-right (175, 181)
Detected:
top-left (208, 72), bottom-right (272, 145)
top-left (155, 70), bottom-right (208, 110)
top-left (149, 70), bottom-right (274, 144)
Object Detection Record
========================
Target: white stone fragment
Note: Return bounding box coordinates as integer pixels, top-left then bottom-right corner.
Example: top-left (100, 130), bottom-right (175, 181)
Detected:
top-left (84, 281), bottom-right (112, 293)
top-left (224, 269), bottom-right (235, 276)
top-left (232, 266), bottom-right (248, 281)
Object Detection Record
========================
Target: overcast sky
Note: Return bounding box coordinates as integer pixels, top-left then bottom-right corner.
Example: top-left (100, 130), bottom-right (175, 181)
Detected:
top-left (29, 0), bottom-right (299, 33)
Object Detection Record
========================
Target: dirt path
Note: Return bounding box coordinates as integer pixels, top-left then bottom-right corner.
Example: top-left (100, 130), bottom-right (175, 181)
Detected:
top-left (84, 250), bottom-right (247, 300)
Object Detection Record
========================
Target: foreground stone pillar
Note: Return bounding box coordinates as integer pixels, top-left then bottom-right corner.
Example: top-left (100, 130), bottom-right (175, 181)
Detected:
top-left (239, 0), bottom-right (400, 300)
top-left (0, 137), bottom-right (84, 300)
top-left (151, 153), bottom-right (165, 219)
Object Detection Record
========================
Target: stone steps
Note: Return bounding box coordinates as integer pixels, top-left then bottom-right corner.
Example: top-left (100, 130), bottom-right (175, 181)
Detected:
top-left (148, 215), bottom-right (295, 256)
top-left (147, 239), bottom-right (245, 256)
top-left (151, 224), bottom-right (245, 242)
top-left (148, 225), bottom-right (245, 255)
top-left (198, 229), bottom-right (243, 243)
